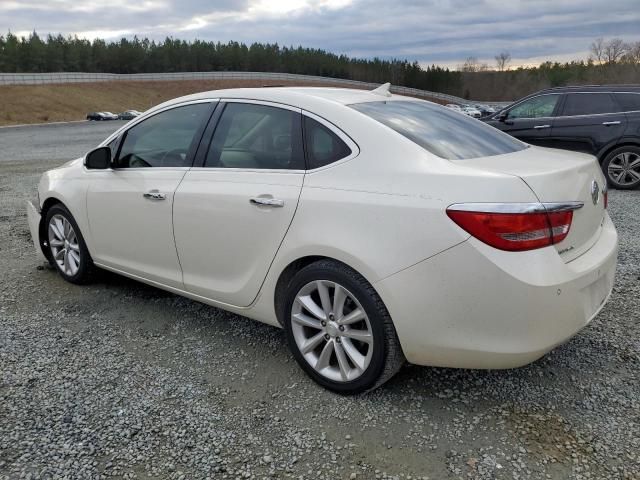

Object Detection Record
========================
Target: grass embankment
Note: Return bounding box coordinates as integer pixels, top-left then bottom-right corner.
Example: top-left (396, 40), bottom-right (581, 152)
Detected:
top-left (0, 79), bottom-right (445, 127)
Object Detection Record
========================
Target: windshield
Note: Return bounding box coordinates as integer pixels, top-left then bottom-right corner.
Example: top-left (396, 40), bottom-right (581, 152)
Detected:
top-left (350, 100), bottom-right (527, 160)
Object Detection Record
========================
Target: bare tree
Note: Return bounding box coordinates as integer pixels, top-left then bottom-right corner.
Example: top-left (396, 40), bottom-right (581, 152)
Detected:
top-left (622, 41), bottom-right (640, 64)
top-left (461, 56), bottom-right (480, 72)
top-left (604, 38), bottom-right (628, 63)
top-left (495, 51), bottom-right (511, 71)
top-left (590, 37), bottom-right (605, 64)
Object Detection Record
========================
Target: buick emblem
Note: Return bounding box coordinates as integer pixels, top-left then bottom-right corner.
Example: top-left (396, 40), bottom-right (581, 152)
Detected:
top-left (591, 180), bottom-right (600, 205)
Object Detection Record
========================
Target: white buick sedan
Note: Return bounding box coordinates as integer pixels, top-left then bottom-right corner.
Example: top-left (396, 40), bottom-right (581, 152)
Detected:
top-left (27, 85), bottom-right (618, 394)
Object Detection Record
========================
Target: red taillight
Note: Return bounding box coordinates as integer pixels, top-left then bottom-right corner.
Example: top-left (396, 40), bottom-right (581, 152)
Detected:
top-left (446, 208), bottom-right (574, 252)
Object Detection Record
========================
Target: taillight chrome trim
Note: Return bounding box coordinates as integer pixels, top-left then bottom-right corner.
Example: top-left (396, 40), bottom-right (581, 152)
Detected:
top-left (447, 202), bottom-right (584, 214)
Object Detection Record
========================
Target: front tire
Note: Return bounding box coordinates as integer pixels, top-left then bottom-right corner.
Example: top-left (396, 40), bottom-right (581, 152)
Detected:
top-left (602, 146), bottom-right (640, 190)
top-left (283, 260), bottom-right (404, 394)
top-left (45, 204), bottom-right (94, 284)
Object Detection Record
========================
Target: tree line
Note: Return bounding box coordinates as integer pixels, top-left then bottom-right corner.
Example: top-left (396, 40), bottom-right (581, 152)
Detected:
top-left (1, 32), bottom-right (638, 101)
top-left (0, 32), bottom-right (462, 95)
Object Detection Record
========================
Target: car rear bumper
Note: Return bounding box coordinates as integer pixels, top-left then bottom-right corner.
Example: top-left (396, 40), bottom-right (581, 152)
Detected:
top-left (376, 212), bottom-right (618, 369)
top-left (26, 200), bottom-right (47, 262)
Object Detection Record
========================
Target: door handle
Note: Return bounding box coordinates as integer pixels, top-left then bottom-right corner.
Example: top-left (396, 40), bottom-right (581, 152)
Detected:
top-left (143, 190), bottom-right (166, 201)
top-left (533, 124), bottom-right (551, 129)
top-left (602, 121), bottom-right (621, 126)
top-left (250, 197), bottom-right (284, 207)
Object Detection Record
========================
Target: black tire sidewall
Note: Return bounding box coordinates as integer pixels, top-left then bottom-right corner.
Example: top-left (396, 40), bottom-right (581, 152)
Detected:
top-left (603, 146), bottom-right (640, 190)
top-left (44, 204), bottom-right (93, 284)
top-left (283, 263), bottom-right (388, 394)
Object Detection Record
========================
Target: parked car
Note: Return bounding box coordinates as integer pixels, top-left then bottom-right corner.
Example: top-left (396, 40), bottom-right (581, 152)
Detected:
top-left (118, 110), bottom-right (142, 120)
top-left (445, 103), bottom-right (463, 112)
top-left (474, 104), bottom-right (496, 116)
top-left (86, 112), bottom-right (118, 121)
top-left (27, 86), bottom-right (617, 394)
top-left (484, 85), bottom-right (640, 189)
top-left (461, 106), bottom-right (482, 118)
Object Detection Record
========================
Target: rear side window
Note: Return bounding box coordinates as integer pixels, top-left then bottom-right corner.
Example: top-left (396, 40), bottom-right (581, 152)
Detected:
top-left (615, 93), bottom-right (640, 112)
top-left (351, 100), bottom-right (526, 160)
top-left (304, 117), bottom-right (352, 169)
top-left (562, 93), bottom-right (618, 116)
top-left (205, 103), bottom-right (304, 170)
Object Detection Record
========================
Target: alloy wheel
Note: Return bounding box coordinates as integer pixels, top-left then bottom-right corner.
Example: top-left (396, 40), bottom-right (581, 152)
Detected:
top-left (48, 214), bottom-right (81, 276)
top-left (290, 280), bottom-right (373, 382)
top-left (608, 151), bottom-right (640, 186)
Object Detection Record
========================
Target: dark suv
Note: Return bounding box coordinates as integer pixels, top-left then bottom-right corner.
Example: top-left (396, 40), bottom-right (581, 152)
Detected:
top-left (485, 85), bottom-right (640, 189)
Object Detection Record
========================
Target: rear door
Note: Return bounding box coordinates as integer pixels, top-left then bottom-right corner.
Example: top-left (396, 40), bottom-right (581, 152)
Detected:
top-left (550, 92), bottom-right (626, 154)
top-left (490, 94), bottom-right (562, 146)
top-left (173, 100), bottom-right (305, 307)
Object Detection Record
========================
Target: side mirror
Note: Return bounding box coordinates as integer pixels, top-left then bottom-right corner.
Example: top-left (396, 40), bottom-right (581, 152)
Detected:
top-left (85, 146), bottom-right (111, 169)
top-left (497, 111), bottom-right (509, 122)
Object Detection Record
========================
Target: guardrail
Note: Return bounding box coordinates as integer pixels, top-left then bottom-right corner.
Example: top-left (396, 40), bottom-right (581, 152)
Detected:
top-left (0, 71), bottom-right (511, 106)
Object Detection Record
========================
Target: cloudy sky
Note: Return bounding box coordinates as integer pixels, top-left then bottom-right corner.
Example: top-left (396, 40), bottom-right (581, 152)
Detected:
top-left (1, 0), bottom-right (639, 69)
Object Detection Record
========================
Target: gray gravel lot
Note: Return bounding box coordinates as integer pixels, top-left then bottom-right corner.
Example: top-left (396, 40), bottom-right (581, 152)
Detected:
top-left (0, 123), bottom-right (639, 480)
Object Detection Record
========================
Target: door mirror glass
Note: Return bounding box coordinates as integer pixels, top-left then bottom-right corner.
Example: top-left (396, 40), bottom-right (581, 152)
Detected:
top-left (85, 146), bottom-right (111, 169)
top-left (498, 111), bottom-right (509, 121)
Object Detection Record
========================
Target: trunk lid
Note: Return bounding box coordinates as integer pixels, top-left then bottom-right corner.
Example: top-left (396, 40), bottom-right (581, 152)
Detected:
top-left (454, 146), bottom-right (607, 262)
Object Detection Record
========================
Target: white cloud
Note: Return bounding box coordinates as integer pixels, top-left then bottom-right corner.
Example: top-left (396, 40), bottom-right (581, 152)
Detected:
top-left (1, 0), bottom-right (639, 66)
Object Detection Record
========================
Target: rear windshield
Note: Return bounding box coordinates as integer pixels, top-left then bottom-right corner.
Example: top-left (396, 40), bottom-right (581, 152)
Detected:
top-left (350, 100), bottom-right (527, 160)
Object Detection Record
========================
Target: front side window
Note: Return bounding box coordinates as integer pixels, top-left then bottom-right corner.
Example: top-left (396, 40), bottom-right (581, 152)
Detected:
top-left (205, 103), bottom-right (304, 170)
top-left (614, 93), bottom-right (640, 112)
top-left (562, 93), bottom-right (617, 116)
top-left (351, 100), bottom-right (527, 160)
top-left (508, 95), bottom-right (560, 119)
top-left (115, 103), bottom-right (210, 168)
top-left (304, 117), bottom-right (352, 169)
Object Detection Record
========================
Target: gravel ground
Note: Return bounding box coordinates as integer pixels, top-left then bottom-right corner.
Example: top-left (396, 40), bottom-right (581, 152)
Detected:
top-left (0, 123), bottom-right (639, 480)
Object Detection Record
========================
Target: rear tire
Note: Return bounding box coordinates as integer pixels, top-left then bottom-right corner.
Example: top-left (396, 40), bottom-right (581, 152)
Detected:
top-left (602, 146), bottom-right (640, 190)
top-left (282, 260), bottom-right (404, 394)
top-left (44, 204), bottom-right (95, 284)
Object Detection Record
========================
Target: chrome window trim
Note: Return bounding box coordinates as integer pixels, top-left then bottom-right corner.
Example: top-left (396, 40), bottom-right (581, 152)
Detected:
top-left (220, 98), bottom-right (302, 113)
top-left (98, 99), bottom-right (219, 148)
top-left (447, 202), bottom-right (584, 214)
top-left (188, 167), bottom-right (305, 174)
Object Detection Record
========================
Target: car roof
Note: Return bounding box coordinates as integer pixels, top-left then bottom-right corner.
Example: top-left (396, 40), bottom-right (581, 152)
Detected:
top-left (536, 84), bottom-right (640, 94)
top-left (149, 86), bottom-right (422, 114)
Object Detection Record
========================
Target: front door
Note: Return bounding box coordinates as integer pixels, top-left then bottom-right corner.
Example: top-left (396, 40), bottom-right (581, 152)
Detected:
top-left (86, 101), bottom-right (214, 287)
top-left (491, 93), bottom-right (562, 147)
top-left (173, 100), bottom-right (305, 306)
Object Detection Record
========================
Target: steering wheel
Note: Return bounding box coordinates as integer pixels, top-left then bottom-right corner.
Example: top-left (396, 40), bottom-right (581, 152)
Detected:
top-left (160, 148), bottom-right (186, 166)
top-left (128, 155), bottom-right (152, 168)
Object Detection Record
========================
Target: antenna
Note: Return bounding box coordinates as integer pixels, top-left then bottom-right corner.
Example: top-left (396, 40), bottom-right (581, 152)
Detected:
top-left (371, 82), bottom-right (392, 97)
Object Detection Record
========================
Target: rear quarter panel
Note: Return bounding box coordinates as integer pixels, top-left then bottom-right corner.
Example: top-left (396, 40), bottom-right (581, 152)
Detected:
top-left (249, 105), bottom-right (541, 324)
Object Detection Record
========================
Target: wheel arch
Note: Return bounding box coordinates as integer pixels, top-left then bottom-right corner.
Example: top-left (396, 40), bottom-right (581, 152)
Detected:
top-left (597, 140), bottom-right (640, 164)
top-left (38, 196), bottom-right (65, 261)
top-left (273, 255), bottom-right (382, 327)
